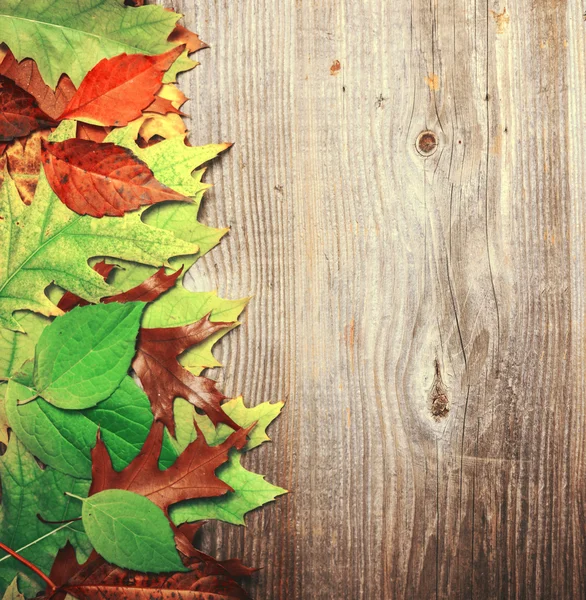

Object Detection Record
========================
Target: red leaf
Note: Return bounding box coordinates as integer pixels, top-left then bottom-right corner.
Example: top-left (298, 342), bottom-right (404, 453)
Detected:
top-left (132, 315), bottom-right (240, 435)
top-left (41, 138), bottom-right (189, 217)
top-left (59, 47), bottom-right (185, 126)
top-left (0, 75), bottom-right (57, 141)
top-left (0, 49), bottom-right (76, 119)
top-left (89, 422), bottom-right (251, 514)
top-left (57, 262), bottom-right (182, 311)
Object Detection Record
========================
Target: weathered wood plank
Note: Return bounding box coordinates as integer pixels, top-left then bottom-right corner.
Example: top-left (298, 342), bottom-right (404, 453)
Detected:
top-left (155, 0), bottom-right (586, 597)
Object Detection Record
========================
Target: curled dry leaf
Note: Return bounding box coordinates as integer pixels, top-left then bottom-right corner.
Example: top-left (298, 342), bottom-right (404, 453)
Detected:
top-left (0, 49), bottom-right (76, 119)
top-left (0, 75), bottom-right (57, 142)
top-left (132, 315), bottom-right (240, 435)
top-left (41, 138), bottom-right (190, 217)
top-left (60, 47), bottom-right (185, 126)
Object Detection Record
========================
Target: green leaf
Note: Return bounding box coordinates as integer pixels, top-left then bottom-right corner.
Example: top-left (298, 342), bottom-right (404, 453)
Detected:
top-left (159, 397), bottom-right (283, 469)
top-left (0, 436), bottom-right (91, 598)
top-left (80, 489), bottom-right (187, 573)
top-left (170, 452), bottom-right (287, 526)
top-left (1, 578), bottom-right (23, 600)
top-left (33, 303), bottom-right (144, 409)
top-left (0, 162), bottom-right (197, 331)
top-left (6, 375), bottom-right (153, 478)
top-left (0, 0), bottom-right (181, 87)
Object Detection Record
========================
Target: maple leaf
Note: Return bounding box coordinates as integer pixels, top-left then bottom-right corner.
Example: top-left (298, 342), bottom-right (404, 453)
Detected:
top-left (0, 49), bottom-right (76, 120)
top-left (0, 75), bottom-right (56, 142)
top-left (89, 422), bottom-right (251, 515)
top-left (46, 548), bottom-right (250, 600)
top-left (170, 452), bottom-right (287, 527)
top-left (60, 47), bottom-right (184, 127)
top-left (41, 138), bottom-right (189, 217)
top-left (0, 131), bottom-right (48, 205)
top-left (0, 436), bottom-right (92, 598)
top-left (0, 1), bottom-right (183, 87)
top-left (132, 316), bottom-right (240, 434)
top-left (0, 130), bottom-right (197, 331)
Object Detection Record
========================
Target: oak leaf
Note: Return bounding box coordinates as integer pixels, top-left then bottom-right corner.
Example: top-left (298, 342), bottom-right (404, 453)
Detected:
top-left (0, 49), bottom-right (75, 119)
top-left (132, 316), bottom-right (240, 434)
top-left (60, 48), bottom-right (184, 126)
top-left (41, 138), bottom-right (189, 217)
top-left (89, 422), bottom-right (251, 514)
top-left (0, 75), bottom-right (56, 142)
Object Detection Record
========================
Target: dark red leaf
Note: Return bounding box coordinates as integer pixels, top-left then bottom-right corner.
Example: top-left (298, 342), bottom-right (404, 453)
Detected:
top-left (41, 138), bottom-right (189, 217)
top-left (0, 75), bottom-right (57, 141)
top-left (89, 422), bottom-right (251, 514)
top-left (0, 49), bottom-right (76, 119)
top-left (57, 262), bottom-right (182, 311)
top-left (60, 47), bottom-right (185, 126)
top-left (47, 554), bottom-right (251, 600)
top-left (132, 315), bottom-right (240, 435)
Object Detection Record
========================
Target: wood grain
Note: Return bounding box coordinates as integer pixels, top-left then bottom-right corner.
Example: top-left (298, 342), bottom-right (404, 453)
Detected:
top-left (155, 0), bottom-right (586, 597)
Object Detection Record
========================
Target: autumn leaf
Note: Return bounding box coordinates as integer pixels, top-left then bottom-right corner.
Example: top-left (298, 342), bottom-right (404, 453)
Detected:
top-left (0, 1), bottom-right (183, 87)
top-left (0, 128), bottom-right (197, 331)
top-left (170, 452), bottom-right (287, 527)
top-left (0, 75), bottom-right (56, 142)
top-left (57, 262), bottom-right (182, 312)
top-left (41, 138), bottom-right (190, 217)
top-left (75, 122), bottom-right (110, 143)
top-left (0, 131), bottom-right (48, 205)
top-left (47, 550), bottom-right (250, 600)
top-left (89, 422), bottom-right (251, 514)
top-left (60, 47), bottom-right (184, 127)
top-left (1, 578), bottom-right (23, 600)
top-left (133, 316), bottom-right (240, 434)
top-left (0, 49), bottom-right (76, 120)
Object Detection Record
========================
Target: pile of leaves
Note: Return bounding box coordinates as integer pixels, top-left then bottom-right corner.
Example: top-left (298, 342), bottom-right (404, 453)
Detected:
top-left (0, 1), bottom-right (285, 598)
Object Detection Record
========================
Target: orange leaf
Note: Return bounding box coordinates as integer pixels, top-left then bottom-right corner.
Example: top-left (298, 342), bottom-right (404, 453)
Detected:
top-left (60, 47), bottom-right (185, 126)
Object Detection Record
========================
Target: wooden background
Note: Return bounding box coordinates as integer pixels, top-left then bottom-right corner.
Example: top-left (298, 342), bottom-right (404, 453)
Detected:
top-left (155, 0), bottom-right (586, 598)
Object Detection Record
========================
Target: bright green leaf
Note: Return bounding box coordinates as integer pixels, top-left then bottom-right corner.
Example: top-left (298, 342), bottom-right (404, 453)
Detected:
top-left (6, 375), bottom-right (153, 478)
top-left (170, 452), bottom-right (287, 526)
top-left (0, 437), bottom-right (91, 598)
top-left (0, 0), bottom-right (181, 87)
top-left (80, 489), bottom-right (187, 573)
top-left (33, 303), bottom-right (145, 409)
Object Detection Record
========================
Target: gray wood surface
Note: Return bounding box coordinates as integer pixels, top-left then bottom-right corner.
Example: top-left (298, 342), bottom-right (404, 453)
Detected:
top-left (156, 0), bottom-right (586, 597)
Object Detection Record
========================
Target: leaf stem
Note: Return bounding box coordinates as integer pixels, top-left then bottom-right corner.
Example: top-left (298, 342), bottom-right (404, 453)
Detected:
top-left (0, 522), bottom-right (72, 564)
top-left (16, 394), bottom-right (39, 406)
top-left (37, 513), bottom-right (82, 525)
top-left (64, 492), bottom-right (85, 502)
top-left (0, 540), bottom-right (56, 592)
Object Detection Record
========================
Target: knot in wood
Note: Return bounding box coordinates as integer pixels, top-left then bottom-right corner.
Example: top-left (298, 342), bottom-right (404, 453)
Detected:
top-left (416, 130), bottom-right (438, 156)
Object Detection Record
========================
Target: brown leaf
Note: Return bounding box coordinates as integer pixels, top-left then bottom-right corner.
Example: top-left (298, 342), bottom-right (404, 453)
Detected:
top-left (145, 95), bottom-right (185, 116)
top-left (41, 138), bottom-right (189, 217)
top-left (60, 47), bottom-right (185, 126)
top-left (89, 422), bottom-right (251, 514)
top-left (76, 121), bottom-right (111, 143)
top-left (0, 130), bottom-right (48, 204)
top-left (47, 552), bottom-right (251, 600)
top-left (168, 24), bottom-right (209, 53)
top-left (132, 315), bottom-right (240, 435)
top-left (0, 49), bottom-right (76, 119)
top-left (57, 262), bottom-right (182, 311)
top-left (0, 75), bottom-right (57, 141)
